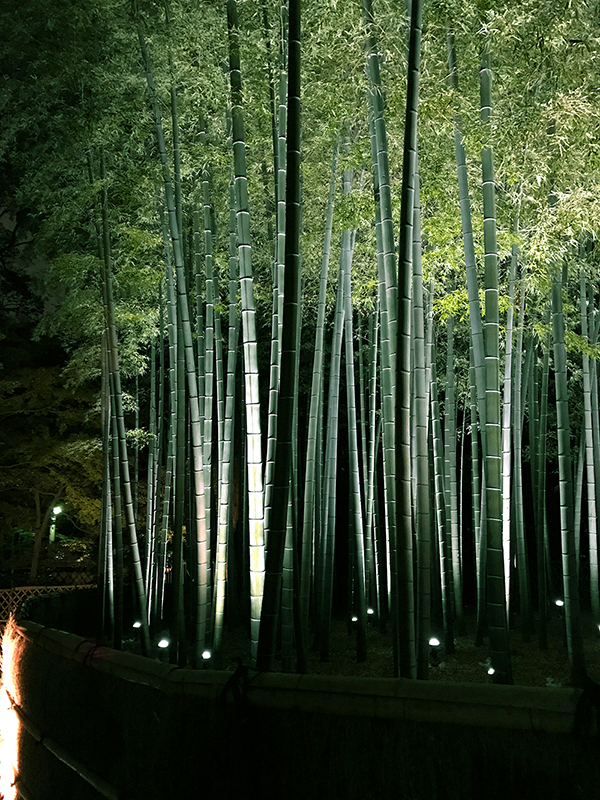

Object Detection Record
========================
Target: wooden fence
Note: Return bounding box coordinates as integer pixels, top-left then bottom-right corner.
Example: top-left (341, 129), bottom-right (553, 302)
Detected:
top-left (0, 581), bottom-right (96, 626)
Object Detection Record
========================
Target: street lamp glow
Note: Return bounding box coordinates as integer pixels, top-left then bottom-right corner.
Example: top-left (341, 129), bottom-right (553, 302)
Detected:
top-left (367, 608), bottom-right (374, 615)
top-left (555, 599), bottom-right (564, 607)
top-left (351, 616), bottom-right (358, 623)
top-left (202, 650), bottom-right (211, 660)
top-left (157, 638), bottom-right (169, 649)
top-left (132, 621), bottom-right (141, 629)
top-left (49, 505), bottom-right (63, 543)
top-left (487, 667), bottom-right (495, 675)
top-left (429, 637), bottom-right (440, 647)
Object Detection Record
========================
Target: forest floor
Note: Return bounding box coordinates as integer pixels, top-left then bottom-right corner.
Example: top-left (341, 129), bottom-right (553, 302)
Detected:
top-left (219, 607), bottom-right (600, 687)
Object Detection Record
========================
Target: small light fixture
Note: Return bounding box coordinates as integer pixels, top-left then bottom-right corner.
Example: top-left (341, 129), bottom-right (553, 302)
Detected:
top-left (132, 621), bottom-right (141, 629)
top-left (429, 637), bottom-right (440, 647)
top-left (157, 638), bottom-right (169, 649)
top-left (351, 616), bottom-right (358, 623)
top-left (487, 667), bottom-right (495, 676)
top-left (202, 650), bottom-right (211, 660)
top-left (555, 599), bottom-right (564, 608)
top-left (53, 505), bottom-right (63, 516)
top-left (367, 608), bottom-right (374, 616)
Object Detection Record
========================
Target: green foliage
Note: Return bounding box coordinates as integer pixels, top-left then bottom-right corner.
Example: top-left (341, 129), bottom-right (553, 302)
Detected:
top-left (565, 330), bottom-right (600, 360)
top-left (0, 367), bottom-right (102, 538)
top-left (435, 287), bottom-right (510, 323)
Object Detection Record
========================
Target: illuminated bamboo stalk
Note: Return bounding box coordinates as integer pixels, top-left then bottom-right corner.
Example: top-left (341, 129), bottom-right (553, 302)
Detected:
top-left (342, 196), bottom-right (368, 663)
top-left (100, 150), bottom-right (150, 656)
top-left (580, 269), bottom-right (599, 622)
top-left (469, 346), bottom-right (483, 622)
top-left (365, 307), bottom-right (380, 618)
top-left (108, 379), bottom-right (124, 651)
top-left (264, 282), bottom-right (281, 544)
top-left (513, 260), bottom-right (533, 640)
top-left (213, 217), bottom-right (241, 662)
top-left (552, 267), bottom-right (585, 681)
top-left (412, 168), bottom-right (431, 678)
top-left (528, 344), bottom-right (543, 646)
top-left (443, 312), bottom-right (460, 631)
top-left (301, 139), bottom-right (339, 632)
top-left (227, 0), bottom-right (265, 662)
top-left (447, 30), bottom-right (486, 431)
top-left (448, 33), bottom-right (487, 636)
top-left (429, 319), bottom-right (453, 654)
top-left (171, 314), bottom-right (186, 664)
top-left (588, 294), bottom-right (600, 624)
top-left (144, 337), bottom-right (158, 605)
top-left (574, 429), bottom-right (585, 571)
top-left (317, 263), bottom-right (345, 661)
top-left (154, 210), bottom-right (178, 629)
top-left (366, 104), bottom-right (387, 625)
top-left (480, 45), bottom-right (511, 683)
top-left (363, 0), bottom-right (398, 664)
top-left (359, 314), bottom-right (377, 617)
top-left (137, 24), bottom-right (208, 657)
top-left (201, 173), bottom-right (215, 622)
top-left (264, 13), bottom-right (288, 543)
top-left (536, 310), bottom-right (551, 649)
top-left (100, 331), bottom-right (115, 645)
top-left (194, 209), bottom-right (205, 439)
top-left (149, 289), bottom-right (166, 623)
top-left (256, 0), bottom-right (300, 670)
top-left (501, 240), bottom-right (517, 610)
top-left (394, 0), bottom-right (422, 679)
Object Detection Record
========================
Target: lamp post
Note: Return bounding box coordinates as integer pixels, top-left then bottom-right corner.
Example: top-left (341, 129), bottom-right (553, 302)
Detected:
top-left (49, 505), bottom-right (63, 544)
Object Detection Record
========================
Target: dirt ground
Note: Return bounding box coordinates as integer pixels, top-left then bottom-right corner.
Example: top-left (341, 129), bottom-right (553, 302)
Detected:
top-left (218, 606), bottom-right (600, 686)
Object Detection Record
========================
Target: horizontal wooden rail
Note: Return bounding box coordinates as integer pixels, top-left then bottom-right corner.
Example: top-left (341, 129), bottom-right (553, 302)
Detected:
top-left (11, 615), bottom-right (583, 735)
top-left (6, 687), bottom-right (124, 800)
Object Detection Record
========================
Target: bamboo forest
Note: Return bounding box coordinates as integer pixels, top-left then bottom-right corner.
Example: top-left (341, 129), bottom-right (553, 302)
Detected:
top-left (2, 0), bottom-right (600, 688)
